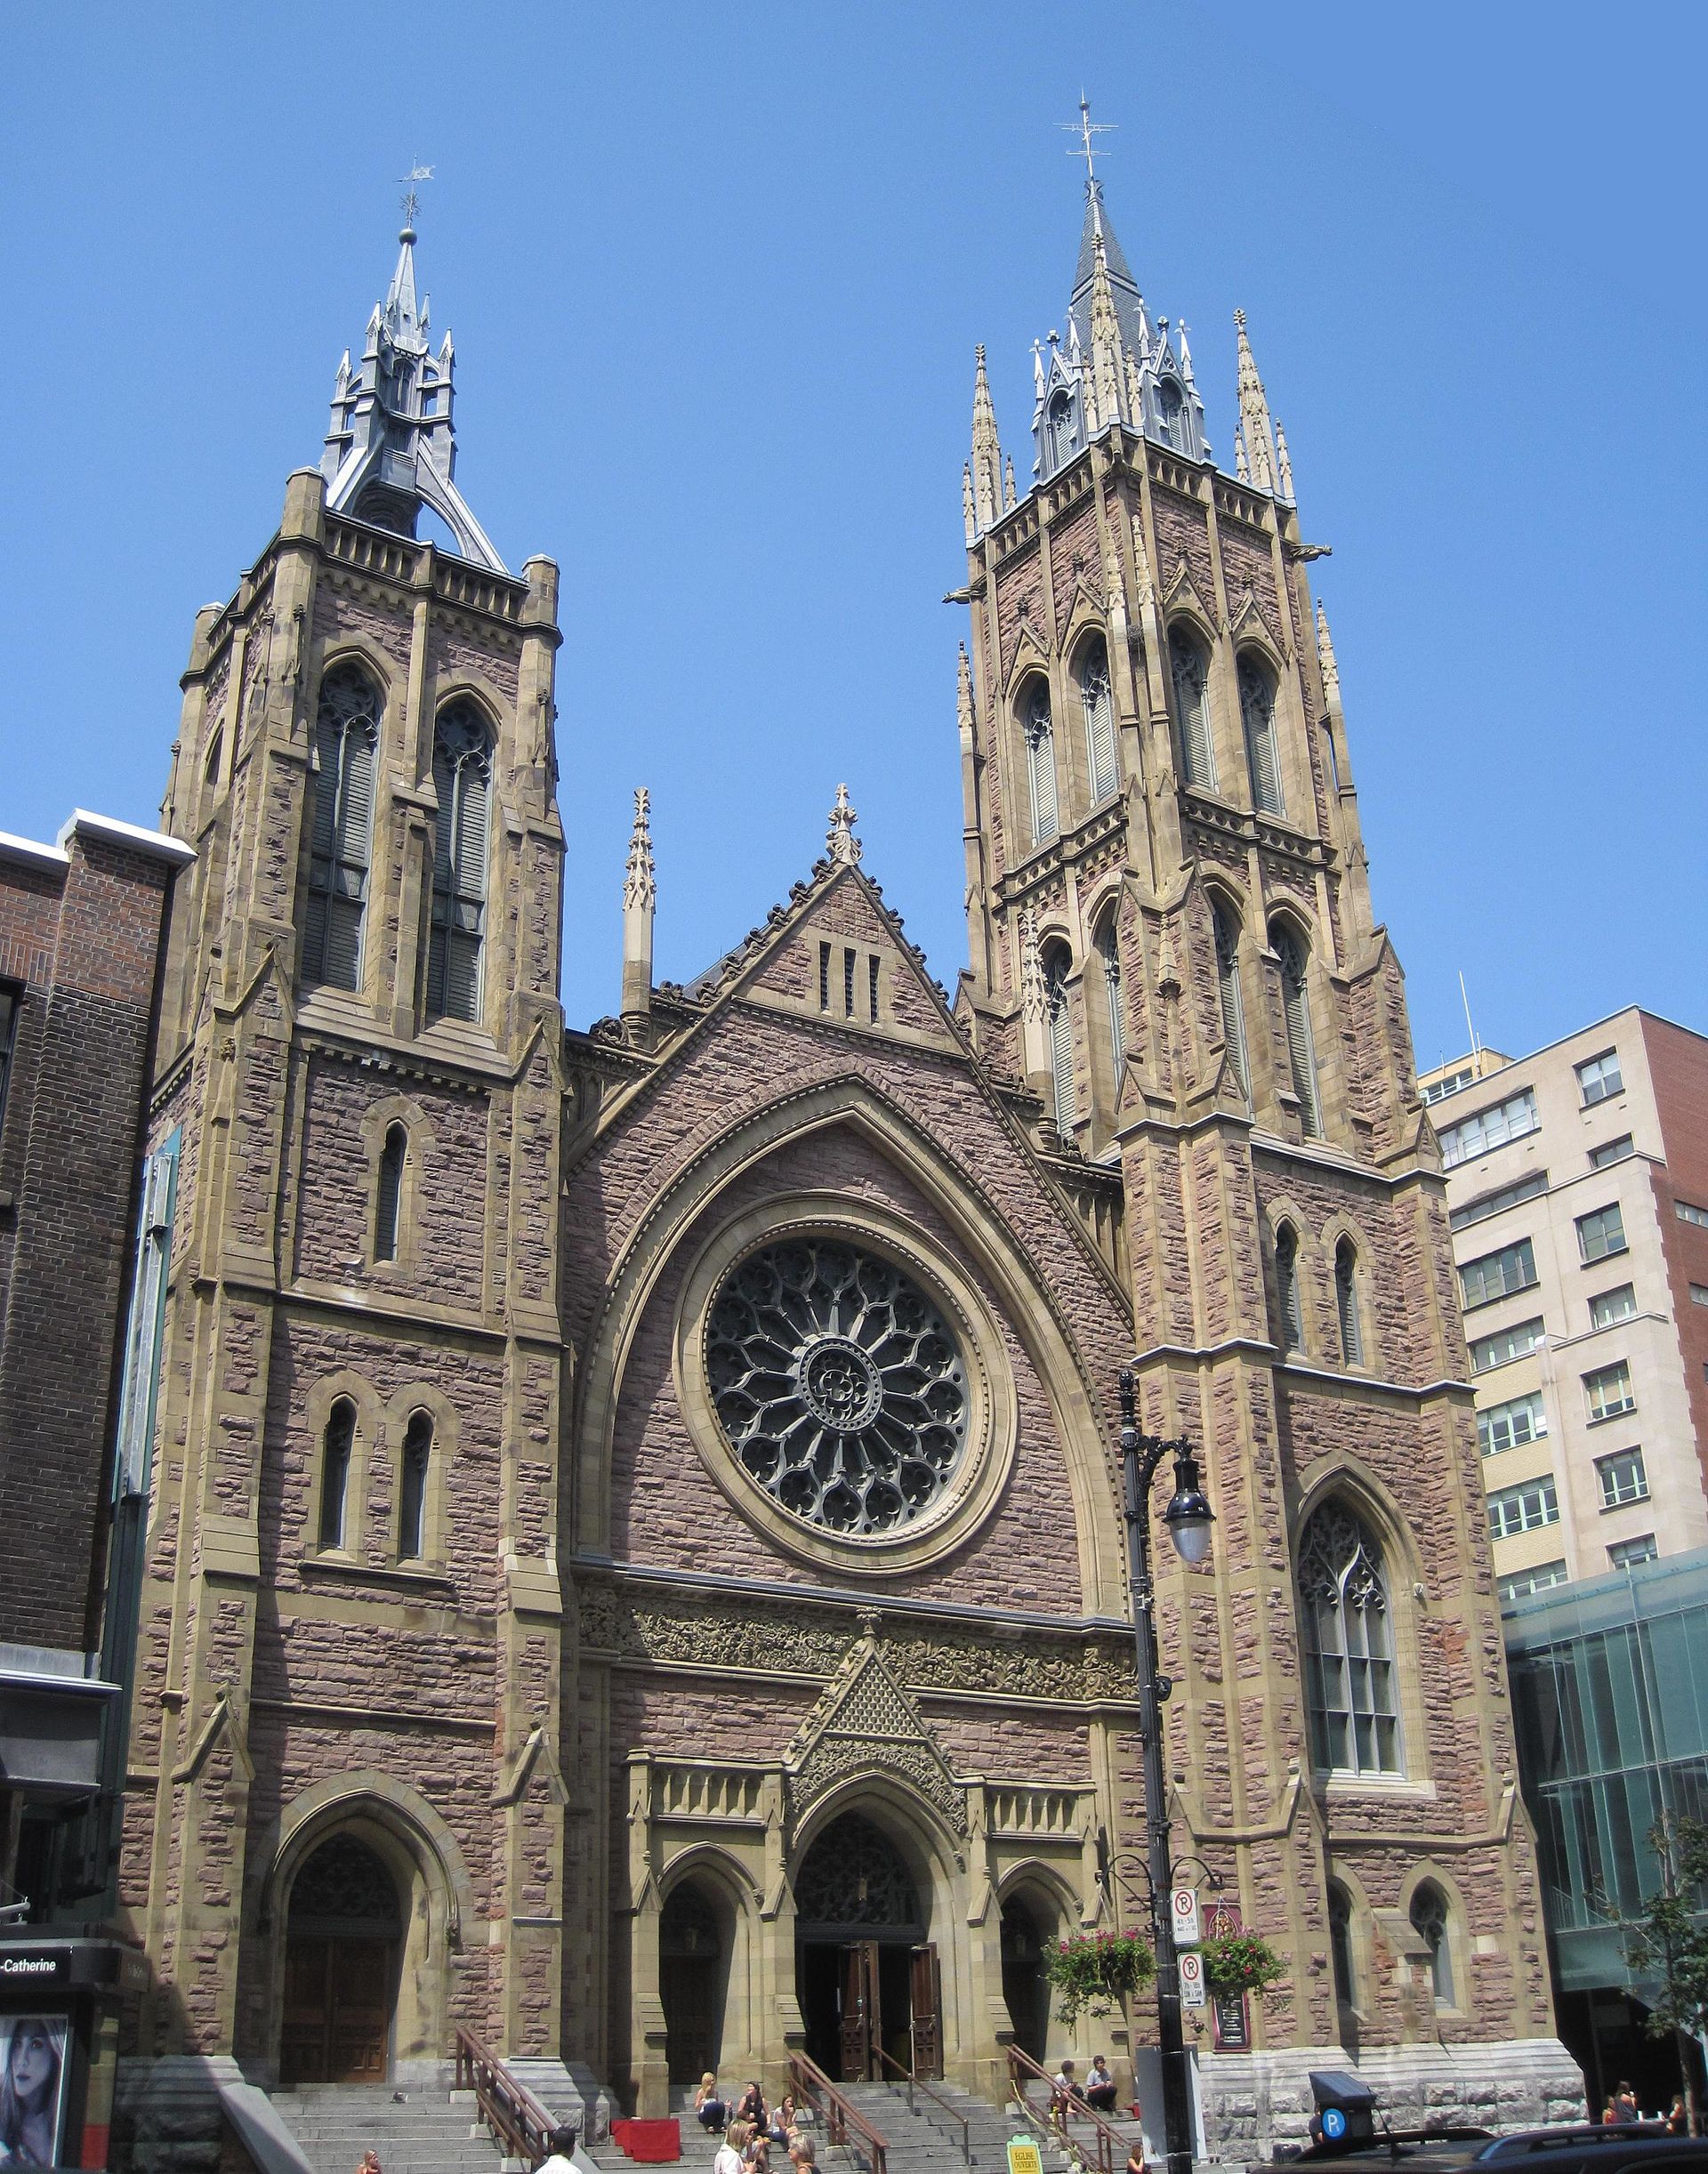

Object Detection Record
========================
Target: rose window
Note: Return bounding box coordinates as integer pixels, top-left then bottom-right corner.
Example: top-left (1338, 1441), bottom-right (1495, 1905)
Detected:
top-left (706, 1239), bottom-right (968, 1534)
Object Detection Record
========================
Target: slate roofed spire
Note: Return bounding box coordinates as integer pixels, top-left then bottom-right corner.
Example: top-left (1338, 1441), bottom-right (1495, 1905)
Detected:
top-left (319, 181), bottom-right (507, 574)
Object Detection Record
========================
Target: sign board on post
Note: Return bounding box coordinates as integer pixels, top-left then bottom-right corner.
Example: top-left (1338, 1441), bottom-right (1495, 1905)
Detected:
top-left (1178, 1948), bottom-right (1207, 2009)
top-left (1212, 1992), bottom-right (1251, 2050)
top-left (1008, 2139), bottom-right (1044, 2174)
top-left (1170, 1888), bottom-right (1201, 1947)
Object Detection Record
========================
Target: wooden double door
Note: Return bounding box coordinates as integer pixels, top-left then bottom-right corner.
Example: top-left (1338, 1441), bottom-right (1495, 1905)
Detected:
top-left (834, 1940), bottom-right (942, 2081)
top-left (281, 1935), bottom-right (393, 2085)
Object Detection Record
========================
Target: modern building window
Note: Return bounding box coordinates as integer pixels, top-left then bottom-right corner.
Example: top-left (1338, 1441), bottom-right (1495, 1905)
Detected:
top-left (1691, 1284), bottom-right (1708, 1308)
top-left (1043, 946), bottom-right (1075, 1137)
top-left (318, 1399), bottom-right (356, 1551)
top-left (1410, 1884), bottom-right (1455, 2007)
top-left (1583, 1360), bottom-right (1635, 1422)
top-left (1335, 1239), bottom-right (1365, 1366)
top-left (1328, 1883), bottom-right (1357, 2010)
top-left (1576, 1203), bottom-right (1627, 1264)
top-left (1469, 1316), bottom-right (1545, 1374)
top-left (1498, 1560), bottom-right (1569, 1603)
top-left (1459, 1236), bottom-right (1539, 1311)
top-left (0, 983), bottom-right (19, 1139)
top-left (1436, 1088), bottom-right (1540, 1170)
top-left (1275, 1223), bottom-right (1303, 1351)
top-left (1168, 625), bottom-right (1216, 789)
top-left (428, 701), bottom-right (492, 1023)
top-left (1298, 1502), bottom-right (1401, 1777)
top-left (1488, 1476), bottom-right (1560, 1540)
top-left (1213, 899), bottom-right (1248, 1094)
top-left (1677, 1201), bottom-right (1708, 1230)
top-left (1591, 1284), bottom-right (1638, 1329)
top-left (1596, 1445), bottom-right (1649, 1510)
top-left (1590, 1135), bottom-right (1634, 1170)
top-left (399, 1411), bottom-right (432, 1559)
top-left (1022, 680), bottom-right (1059, 848)
top-left (1096, 917), bottom-right (1124, 1098)
top-left (302, 664), bottom-right (381, 992)
top-left (1422, 1064), bottom-right (1476, 1105)
top-left (1237, 654), bottom-right (1285, 815)
top-left (1608, 1534), bottom-right (1658, 1569)
top-left (1478, 1390), bottom-right (1548, 1457)
top-left (1271, 920), bottom-right (1322, 1137)
top-left (375, 1124), bottom-right (407, 1264)
top-left (1079, 640), bottom-right (1120, 806)
top-left (1575, 1049), bottom-right (1624, 1106)
top-left (1450, 1170), bottom-right (1550, 1233)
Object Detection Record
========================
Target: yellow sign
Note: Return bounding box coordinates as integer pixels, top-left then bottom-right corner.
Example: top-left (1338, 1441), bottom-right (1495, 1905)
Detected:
top-left (1008, 2139), bottom-right (1045, 2174)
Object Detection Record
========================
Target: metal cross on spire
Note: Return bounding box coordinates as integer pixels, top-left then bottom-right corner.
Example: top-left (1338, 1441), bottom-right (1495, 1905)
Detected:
top-left (1061, 94), bottom-right (1115, 185)
top-left (398, 162), bottom-right (434, 233)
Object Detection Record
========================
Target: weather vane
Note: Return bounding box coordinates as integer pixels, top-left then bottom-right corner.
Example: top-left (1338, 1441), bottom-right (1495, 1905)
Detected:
top-left (398, 162), bottom-right (434, 230)
top-left (1060, 94), bottom-right (1115, 184)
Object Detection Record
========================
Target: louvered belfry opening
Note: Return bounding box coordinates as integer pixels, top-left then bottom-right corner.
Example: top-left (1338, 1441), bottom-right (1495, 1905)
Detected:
top-left (1237, 653), bottom-right (1285, 816)
top-left (1271, 917), bottom-right (1321, 1136)
top-left (1022, 679), bottom-right (1058, 847)
top-left (428, 700), bottom-right (492, 1023)
top-left (1168, 624), bottom-right (1216, 789)
top-left (1079, 637), bottom-right (1119, 805)
top-left (302, 664), bottom-right (381, 991)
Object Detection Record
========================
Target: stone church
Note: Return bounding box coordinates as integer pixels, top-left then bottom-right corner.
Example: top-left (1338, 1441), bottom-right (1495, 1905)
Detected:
top-left (114, 167), bottom-right (1581, 2154)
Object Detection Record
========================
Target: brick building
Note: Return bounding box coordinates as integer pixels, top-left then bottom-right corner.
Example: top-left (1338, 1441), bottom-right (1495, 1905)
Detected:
top-left (113, 179), bottom-right (1581, 2159)
top-left (0, 805), bottom-right (190, 2167)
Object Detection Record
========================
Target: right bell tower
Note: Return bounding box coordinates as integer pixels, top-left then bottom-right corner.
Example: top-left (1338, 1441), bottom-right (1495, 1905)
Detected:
top-left (954, 117), bottom-right (1579, 2146)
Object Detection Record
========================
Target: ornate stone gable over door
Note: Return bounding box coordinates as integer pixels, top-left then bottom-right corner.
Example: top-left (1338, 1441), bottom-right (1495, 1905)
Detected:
top-left (785, 1622), bottom-right (966, 1840)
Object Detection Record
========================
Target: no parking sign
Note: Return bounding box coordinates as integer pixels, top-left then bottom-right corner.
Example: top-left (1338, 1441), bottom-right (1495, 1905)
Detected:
top-left (1170, 1887), bottom-right (1201, 1947)
top-left (1178, 1949), bottom-right (1207, 2009)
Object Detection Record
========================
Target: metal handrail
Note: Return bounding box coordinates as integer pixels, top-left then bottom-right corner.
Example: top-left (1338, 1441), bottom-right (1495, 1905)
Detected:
top-left (787, 2051), bottom-right (890, 2174)
top-left (874, 2047), bottom-right (971, 2162)
top-left (1006, 2044), bottom-right (1132, 2174)
top-left (454, 2023), bottom-right (560, 2164)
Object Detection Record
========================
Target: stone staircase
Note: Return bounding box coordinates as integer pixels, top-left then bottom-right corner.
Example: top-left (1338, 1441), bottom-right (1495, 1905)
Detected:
top-left (268, 2082), bottom-right (509, 2174)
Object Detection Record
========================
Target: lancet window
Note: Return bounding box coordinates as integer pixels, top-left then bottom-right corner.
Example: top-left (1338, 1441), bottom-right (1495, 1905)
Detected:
top-left (1213, 899), bottom-right (1248, 1095)
top-left (1271, 920), bottom-right (1322, 1137)
top-left (1168, 627), bottom-right (1215, 789)
top-left (302, 664), bottom-right (381, 992)
top-left (1299, 1502), bottom-right (1402, 1777)
top-left (1022, 681), bottom-right (1059, 849)
top-left (428, 702), bottom-right (492, 1023)
top-left (1238, 654), bottom-right (1285, 816)
top-left (1079, 640), bottom-right (1119, 805)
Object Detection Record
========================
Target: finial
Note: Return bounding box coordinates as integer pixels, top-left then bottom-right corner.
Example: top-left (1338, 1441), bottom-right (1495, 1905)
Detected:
top-left (1275, 420), bottom-right (1294, 500)
top-left (1130, 512), bottom-right (1156, 608)
top-left (1233, 307), bottom-right (1246, 334)
top-left (398, 160), bottom-right (434, 240)
top-left (1234, 427), bottom-right (1250, 483)
top-left (826, 783), bottom-right (862, 866)
top-left (1019, 909), bottom-right (1047, 1026)
top-left (963, 463), bottom-right (977, 544)
top-left (1003, 455), bottom-right (1017, 511)
top-left (1316, 600), bottom-right (1340, 694)
top-left (956, 644), bottom-right (974, 737)
top-left (1061, 94), bottom-right (1116, 189)
top-left (624, 787), bottom-right (656, 911)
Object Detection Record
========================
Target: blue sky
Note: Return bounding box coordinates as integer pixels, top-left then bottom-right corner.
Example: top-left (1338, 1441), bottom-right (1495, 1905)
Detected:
top-left (3, 3), bottom-right (1702, 1071)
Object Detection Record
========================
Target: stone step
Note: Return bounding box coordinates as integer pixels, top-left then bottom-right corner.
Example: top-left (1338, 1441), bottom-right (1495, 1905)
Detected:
top-left (267, 2085), bottom-right (508, 2174)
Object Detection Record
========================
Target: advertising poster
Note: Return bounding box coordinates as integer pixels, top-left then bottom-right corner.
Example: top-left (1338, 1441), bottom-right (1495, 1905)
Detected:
top-left (0, 2013), bottom-right (71, 2169)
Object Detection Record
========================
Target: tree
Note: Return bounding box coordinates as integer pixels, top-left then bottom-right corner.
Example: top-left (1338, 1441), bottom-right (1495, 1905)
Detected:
top-left (1621, 1812), bottom-right (1708, 2135)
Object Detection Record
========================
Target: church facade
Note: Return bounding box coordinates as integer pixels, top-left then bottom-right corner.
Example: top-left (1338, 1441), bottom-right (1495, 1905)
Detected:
top-left (113, 176), bottom-right (1582, 2154)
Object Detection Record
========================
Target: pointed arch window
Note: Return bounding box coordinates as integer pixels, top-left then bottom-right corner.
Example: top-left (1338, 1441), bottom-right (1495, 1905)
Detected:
top-left (1410, 1883), bottom-right (1454, 2007)
top-left (428, 702), bottom-right (492, 1023)
top-left (1022, 681), bottom-right (1059, 849)
top-left (375, 1124), bottom-right (407, 1265)
top-left (1328, 1882), bottom-right (1358, 2011)
top-left (1079, 640), bottom-right (1120, 805)
top-left (1049, 391), bottom-right (1078, 471)
top-left (1212, 899), bottom-right (1248, 1096)
top-left (1299, 1502), bottom-right (1402, 1776)
top-left (1043, 946), bottom-right (1076, 1137)
top-left (399, 1411), bottom-right (432, 1561)
top-left (1271, 920), bottom-right (1322, 1137)
top-left (318, 1398), bottom-right (356, 1551)
top-left (1168, 627), bottom-right (1216, 789)
top-left (1096, 916), bottom-right (1124, 1100)
top-left (1274, 1222), bottom-right (1303, 1351)
top-left (302, 664), bottom-right (381, 992)
top-left (1238, 654), bottom-right (1285, 816)
top-left (1335, 1238), bottom-right (1365, 1367)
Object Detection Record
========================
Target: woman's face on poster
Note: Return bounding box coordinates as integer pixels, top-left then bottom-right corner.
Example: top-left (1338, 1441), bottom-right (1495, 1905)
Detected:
top-left (8, 2023), bottom-right (54, 2106)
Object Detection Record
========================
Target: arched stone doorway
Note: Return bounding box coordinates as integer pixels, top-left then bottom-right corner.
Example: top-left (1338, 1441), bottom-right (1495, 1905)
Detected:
top-left (1000, 1894), bottom-right (1050, 2064)
top-left (281, 1832), bottom-right (401, 2084)
top-left (794, 1809), bottom-right (940, 2081)
top-left (661, 1880), bottom-right (730, 2085)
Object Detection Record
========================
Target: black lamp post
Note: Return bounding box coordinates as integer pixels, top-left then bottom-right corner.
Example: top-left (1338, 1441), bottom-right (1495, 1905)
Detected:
top-left (1118, 1366), bottom-right (1214, 2174)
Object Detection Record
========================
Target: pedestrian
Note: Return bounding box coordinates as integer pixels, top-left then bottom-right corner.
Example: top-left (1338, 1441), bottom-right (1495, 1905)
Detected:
top-left (1600, 2101), bottom-right (1617, 2127)
top-left (1668, 2097), bottom-right (1688, 2137)
top-left (1615, 2083), bottom-right (1639, 2124)
top-left (356, 2154), bottom-right (383, 2174)
top-left (536, 2126), bottom-right (579, 2174)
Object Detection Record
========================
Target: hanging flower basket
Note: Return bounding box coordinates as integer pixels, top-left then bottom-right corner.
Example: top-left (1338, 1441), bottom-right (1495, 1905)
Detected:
top-left (1196, 1931), bottom-right (1286, 1997)
top-left (1043, 1930), bottom-right (1156, 2025)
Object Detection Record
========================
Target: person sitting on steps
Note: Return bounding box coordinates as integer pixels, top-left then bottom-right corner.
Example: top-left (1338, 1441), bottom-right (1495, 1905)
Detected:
top-left (1051, 2058), bottom-right (1084, 2116)
top-left (733, 2081), bottom-right (768, 2134)
top-left (696, 2074), bottom-right (728, 2133)
top-left (1084, 2057), bottom-right (1118, 2114)
top-left (717, 2120), bottom-right (750, 2174)
top-left (768, 2091), bottom-right (799, 2146)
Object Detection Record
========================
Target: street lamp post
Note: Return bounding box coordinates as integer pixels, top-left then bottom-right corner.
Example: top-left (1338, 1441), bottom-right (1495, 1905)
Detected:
top-left (1117, 1366), bottom-right (1215, 2174)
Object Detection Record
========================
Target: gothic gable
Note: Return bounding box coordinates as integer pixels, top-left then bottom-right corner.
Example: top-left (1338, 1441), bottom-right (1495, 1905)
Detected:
top-left (785, 1622), bottom-right (965, 1837)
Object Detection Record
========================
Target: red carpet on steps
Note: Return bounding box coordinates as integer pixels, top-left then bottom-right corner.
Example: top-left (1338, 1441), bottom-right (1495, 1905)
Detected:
top-left (611, 2117), bottom-right (682, 2162)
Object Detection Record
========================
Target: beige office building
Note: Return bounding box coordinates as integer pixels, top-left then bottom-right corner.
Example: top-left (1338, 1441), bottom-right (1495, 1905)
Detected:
top-left (1421, 1010), bottom-right (1708, 1595)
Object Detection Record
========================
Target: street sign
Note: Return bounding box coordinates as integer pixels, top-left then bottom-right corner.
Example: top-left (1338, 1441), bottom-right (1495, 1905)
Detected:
top-left (1178, 1948), bottom-right (1207, 2009)
top-left (1171, 1887), bottom-right (1202, 1947)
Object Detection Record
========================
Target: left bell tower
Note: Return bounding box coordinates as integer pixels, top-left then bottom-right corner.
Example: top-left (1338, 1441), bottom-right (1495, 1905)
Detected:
top-left (122, 208), bottom-right (572, 2101)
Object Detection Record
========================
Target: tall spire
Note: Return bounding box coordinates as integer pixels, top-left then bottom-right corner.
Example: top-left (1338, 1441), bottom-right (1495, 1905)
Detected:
top-left (622, 787), bottom-right (656, 1028)
top-left (826, 784), bottom-right (862, 866)
top-left (970, 346), bottom-right (1002, 533)
top-left (1086, 231), bottom-right (1128, 432)
top-left (1316, 600), bottom-right (1340, 697)
top-left (1233, 310), bottom-right (1279, 497)
top-left (319, 186), bottom-right (507, 574)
